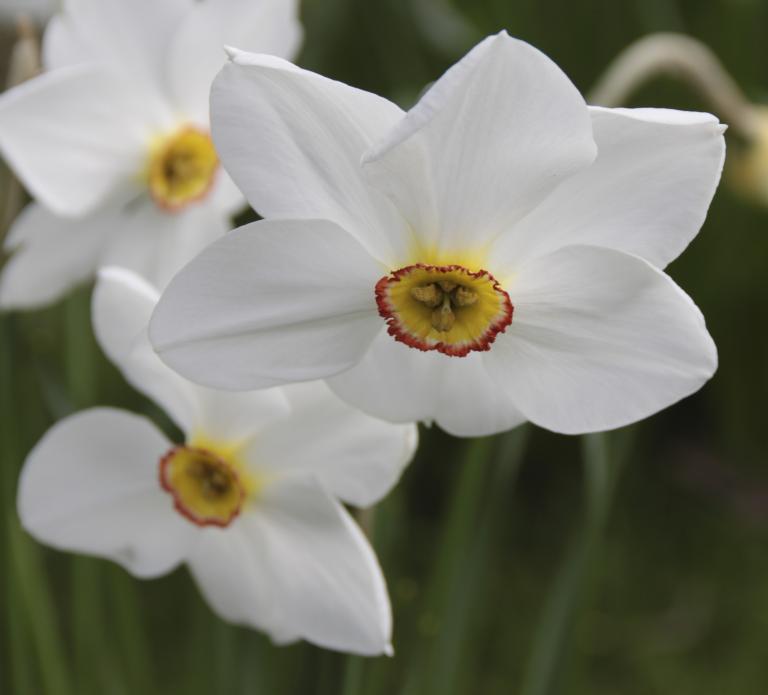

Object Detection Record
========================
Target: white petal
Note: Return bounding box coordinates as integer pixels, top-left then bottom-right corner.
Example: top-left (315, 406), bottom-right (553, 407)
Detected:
top-left (328, 330), bottom-right (527, 437)
top-left (187, 387), bottom-right (291, 445)
top-left (92, 267), bottom-right (159, 366)
top-left (362, 31), bottom-right (596, 252)
top-left (0, 203), bottom-right (107, 310)
top-left (0, 66), bottom-right (169, 216)
top-left (42, 14), bottom-right (86, 71)
top-left (17, 408), bottom-right (195, 578)
top-left (100, 201), bottom-right (230, 292)
top-left (92, 267), bottom-right (199, 432)
top-left (487, 245), bottom-right (718, 434)
top-left (188, 478), bottom-right (392, 655)
top-left (167, 0), bottom-right (303, 120)
top-left (490, 106), bottom-right (726, 270)
top-left (211, 51), bottom-right (409, 264)
top-left (185, 525), bottom-right (278, 635)
top-left (42, 0), bottom-right (191, 87)
top-left (244, 381), bottom-right (418, 508)
top-left (150, 218), bottom-right (384, 390)
top-left (93, 267), bottom-right (291, 442)
top-left (432, 353), bottom-right (528, 437)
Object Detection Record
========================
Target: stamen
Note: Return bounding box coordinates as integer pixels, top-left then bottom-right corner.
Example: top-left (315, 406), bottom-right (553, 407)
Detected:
top-left (147, 127), bottom-right (218, 212)
top-left (159, 446), bottom-right (246, 527)
top-left (454, 286), bottom-right (478, 306)
top-left (432, 294), bottom-right (456, 331)
top-left (410, 283), bottom-right (443, 307)
top-left (410, 279), bottom-right (481, 331)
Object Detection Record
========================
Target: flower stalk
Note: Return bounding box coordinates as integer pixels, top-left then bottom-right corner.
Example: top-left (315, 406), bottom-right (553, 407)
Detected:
top-left (1, 314), bottom-right (74, 695)
top-left (1, 17), bottom-right (39, 238)
top-left (401, 428), bottom-right (528, 695)
top-left (520, 432), bottom-right (623, 695)
top-left (589, 32), bottom-right (759, 139)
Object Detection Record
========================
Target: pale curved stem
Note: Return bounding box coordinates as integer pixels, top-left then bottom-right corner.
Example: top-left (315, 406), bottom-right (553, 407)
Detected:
top-left (7, 16), bottom-right (41, 86)
top-left (589, 32), bottom-right (760, 139)
top-left (1, 16), bottom-right (41, 238)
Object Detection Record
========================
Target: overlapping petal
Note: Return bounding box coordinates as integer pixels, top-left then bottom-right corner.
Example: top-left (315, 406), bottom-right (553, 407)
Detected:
top-left (150, 219), bottom-right (384, 390)
top-left (92, 267), bottom-right (158, 366)
top-left (93, 268), bottom-right (290, 441)
top-left (490, 106), bottom-right (726, 271)
top-left (188, 477), bottom-right (392, 655)
top-left (42, 0), bottom-right (191, 84)
top-left (0, 65), bottom-right (171, 216)
top-left (245, 381), bottom-right (418, 508)
top-left (362, 31), bottom-right (597, 253)
top-left (17, 408), bottom-right (194, 578)
top-left (0, 204), bottom-right (107, 310)
top-left (211, 51), bottom-right (409, 263)
top-left (487, 245), bottom-right (717, 434)
top-left (168, 0), bottom-right (303, 120)
top-left (93, 268), bottom-right (200, 432)
top-left (101, 203), bottom-right (231, 292)
top-left (328, 332), bottom-right (527, 436)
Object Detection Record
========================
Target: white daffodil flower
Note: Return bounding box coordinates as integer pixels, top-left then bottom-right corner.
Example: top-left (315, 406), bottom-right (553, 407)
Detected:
top-left (0, 0), bottom-right (302, 309)
top-left (18, 267), bottom-right (417, 655)
top-left (150, 31), bottom-right (724, 438)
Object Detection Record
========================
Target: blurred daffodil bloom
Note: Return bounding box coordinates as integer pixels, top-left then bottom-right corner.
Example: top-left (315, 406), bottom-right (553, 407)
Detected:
top-left (0, 0), bottom-right (302, 309)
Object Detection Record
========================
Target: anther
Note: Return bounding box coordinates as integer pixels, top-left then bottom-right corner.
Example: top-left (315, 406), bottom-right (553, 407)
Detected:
top-left (148, 127), bottom-right (218, 212)
top-left (453, 286), bottom-right (478, 306)
top-left (198, 465), bottom-right (231, 498)
top-left (411, 283), bottom-right (443, 307)
top-left (431, 295), bottom-right (456, 332)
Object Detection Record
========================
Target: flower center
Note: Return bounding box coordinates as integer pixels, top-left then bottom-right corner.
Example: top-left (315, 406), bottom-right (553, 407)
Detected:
top-left (376, 264), bottom-right (513, 357)
top-left (147, 127), bottom-right (218, 212)
top-left (159, 446), bottom-right (247, 527)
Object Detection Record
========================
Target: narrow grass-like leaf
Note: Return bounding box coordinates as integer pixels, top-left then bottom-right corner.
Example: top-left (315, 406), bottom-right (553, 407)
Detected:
top-left (520, 432), bottom-right (621, 695)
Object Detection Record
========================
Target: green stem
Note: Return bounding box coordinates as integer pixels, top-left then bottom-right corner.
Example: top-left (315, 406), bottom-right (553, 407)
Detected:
top-left (403, 432), bottom-right (523, 695)
top-left (109, 567), bottom-right (155, 695)
top-left (358, 473), bottom-right (409, 695)
top-left (341, 655), bottom-right (366, 695)
top-left (64, 290), bottom-right (106, 694)
top-left (9, 518), bottom-right (74, 695)
top-left (520, 432), bottom-right (618, 695)
top-left (5, 543), bottom-right (35, 695)
top-left (64, 290), bottom-right (98, 410)
top-left (211, 618), bottom-right (237, 694)
top-left (0, 316), bottom-right (73, 695)
top-left (430, 427), bottom-right (529, 695)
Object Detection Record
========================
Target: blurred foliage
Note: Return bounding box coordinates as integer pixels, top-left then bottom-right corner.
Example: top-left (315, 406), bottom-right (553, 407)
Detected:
top-left (2, 0), bottom-right (768, 693)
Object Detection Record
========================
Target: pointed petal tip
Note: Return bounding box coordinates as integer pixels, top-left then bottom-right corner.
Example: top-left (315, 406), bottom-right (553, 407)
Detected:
top-left (224, 45), bottom-right (242, 62)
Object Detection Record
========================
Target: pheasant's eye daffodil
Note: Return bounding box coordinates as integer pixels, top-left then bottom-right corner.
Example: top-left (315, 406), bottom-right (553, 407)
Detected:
top-left (150, 32), bottom-right (724, 437)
